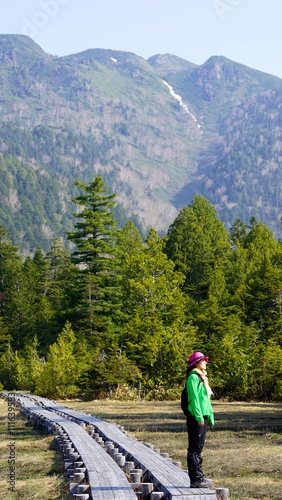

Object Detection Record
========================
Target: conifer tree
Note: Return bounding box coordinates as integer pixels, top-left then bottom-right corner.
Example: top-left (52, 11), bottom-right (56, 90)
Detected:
top-left (0, 335), bottom-right (14, 389)
top-left (229, 218), bottom-right (248, 248)
top-left (121, 228), bottom-right (196, 388)
top-left (22, 249), bottom-right (53, 350)
top-left (44, 238), bottom-right (74, 338)
top-left (117, 221), bottom-right (143, 257)
top-left (165, 195), bottom-right (230, 300)
top-left (0, 225), bottom-right (33, 349)
top-left (36, 322), bottom-right (82, 398)
top-left (67, 176), bottom-right (123, 346)
top-left (23, 337), bottom-right (44, 393)
top-left (165, 196), bottom-right (231, 344)
top-left (117, 221), bottom-right (144, 315)
top-left (242, 223), bottom-right (282, 340)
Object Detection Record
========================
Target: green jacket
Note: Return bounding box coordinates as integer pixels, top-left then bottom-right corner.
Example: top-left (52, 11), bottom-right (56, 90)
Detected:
top-left (186, 369), bottom-right (214, 426)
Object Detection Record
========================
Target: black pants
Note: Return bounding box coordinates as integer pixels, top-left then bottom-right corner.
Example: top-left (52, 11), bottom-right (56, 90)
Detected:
top-left (186, 414), bottom-right (207, 483)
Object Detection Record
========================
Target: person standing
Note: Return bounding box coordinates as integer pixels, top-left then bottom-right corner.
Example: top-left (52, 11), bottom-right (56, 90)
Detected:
top-left (185, 351), bottom-right (214, 488)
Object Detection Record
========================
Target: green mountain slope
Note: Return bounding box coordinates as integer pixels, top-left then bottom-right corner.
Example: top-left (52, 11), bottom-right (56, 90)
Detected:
top-left (155, 54), bottom-right (282, 233)
top-left (178, 89), bottom-right (282, 231)
top-left (0, 34), bottom-right (281, 252)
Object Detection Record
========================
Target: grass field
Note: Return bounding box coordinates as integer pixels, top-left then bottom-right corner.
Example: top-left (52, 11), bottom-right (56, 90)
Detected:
top-left (0, 397), bottom-right (68, 500)
top-left (0, 396), bottom-right (281, 500)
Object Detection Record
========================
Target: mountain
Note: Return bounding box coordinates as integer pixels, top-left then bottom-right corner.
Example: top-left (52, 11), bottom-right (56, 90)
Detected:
top-left (160, 56), bottom-right (282, 229)
top-left (0, 34), bottom-right (281, 252)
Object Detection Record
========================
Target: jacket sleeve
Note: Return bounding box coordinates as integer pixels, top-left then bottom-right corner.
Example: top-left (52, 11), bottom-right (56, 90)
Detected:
top-left (187, 374), bottom-right (203, 422)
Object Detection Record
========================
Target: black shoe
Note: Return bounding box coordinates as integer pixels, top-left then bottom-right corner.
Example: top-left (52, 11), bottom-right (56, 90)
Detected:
top-left (204, 478), bottom-right (213, 488)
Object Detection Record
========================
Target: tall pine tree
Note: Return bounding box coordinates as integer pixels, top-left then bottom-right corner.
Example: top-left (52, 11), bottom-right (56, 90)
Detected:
top-left (67, 176), bottom-right (123, 347)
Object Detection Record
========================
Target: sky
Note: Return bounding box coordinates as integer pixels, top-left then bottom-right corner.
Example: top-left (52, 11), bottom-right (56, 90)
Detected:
top-left (0, 0), bottom-right (282, 78)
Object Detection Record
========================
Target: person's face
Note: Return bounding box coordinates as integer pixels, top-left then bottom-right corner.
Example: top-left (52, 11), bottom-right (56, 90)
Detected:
top-left (195, 359), bottom-right (207, 371)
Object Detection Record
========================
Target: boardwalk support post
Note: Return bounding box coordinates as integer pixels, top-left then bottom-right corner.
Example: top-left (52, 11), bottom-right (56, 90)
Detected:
top-left (216, 488), bottom-right (230, 499)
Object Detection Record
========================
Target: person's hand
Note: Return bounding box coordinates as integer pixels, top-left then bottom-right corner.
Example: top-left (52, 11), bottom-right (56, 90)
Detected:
top-left (198, 421), bottom-right (205, 426)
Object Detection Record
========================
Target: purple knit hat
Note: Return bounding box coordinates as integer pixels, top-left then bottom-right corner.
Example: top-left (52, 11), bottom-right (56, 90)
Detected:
top-left (188, 351), bottom-right (209, 368)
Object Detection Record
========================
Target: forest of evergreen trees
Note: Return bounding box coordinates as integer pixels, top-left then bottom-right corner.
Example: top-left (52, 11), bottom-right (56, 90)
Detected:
top-left (0, 175), bottom-right (282, 401)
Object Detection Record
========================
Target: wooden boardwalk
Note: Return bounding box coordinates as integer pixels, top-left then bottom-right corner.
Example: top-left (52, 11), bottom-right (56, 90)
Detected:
top-left (18, 396), bottom-right (217, 500)
top-left (14, 394), bottom-right (137, 499)
top-left (4, 393), bottom-right (224, 499)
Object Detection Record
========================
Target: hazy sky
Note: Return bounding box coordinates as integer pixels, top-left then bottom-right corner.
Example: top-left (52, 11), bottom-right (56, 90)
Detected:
top-left (1, 0), bottom-right (281, 78)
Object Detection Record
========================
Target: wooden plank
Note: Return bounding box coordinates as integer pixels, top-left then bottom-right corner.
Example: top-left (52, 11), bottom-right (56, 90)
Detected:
top-left (89, 470), bottom-right (137, 500)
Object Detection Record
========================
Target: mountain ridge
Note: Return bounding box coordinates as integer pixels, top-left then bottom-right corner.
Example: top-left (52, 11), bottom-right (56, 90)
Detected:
top-left (0, 34), bottom-right (281, 252)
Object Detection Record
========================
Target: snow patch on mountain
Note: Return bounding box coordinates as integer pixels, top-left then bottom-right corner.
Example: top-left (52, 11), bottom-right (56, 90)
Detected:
top-left (163, 80), bottom-right (203, 132)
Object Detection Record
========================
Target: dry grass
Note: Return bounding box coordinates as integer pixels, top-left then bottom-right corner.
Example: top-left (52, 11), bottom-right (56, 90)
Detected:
top-left (0, 398), bottom-right (69, 499)
top-left (0, 396), bottom-right (281, 499)
top-left (63, 399), bottom-right (282, 500)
